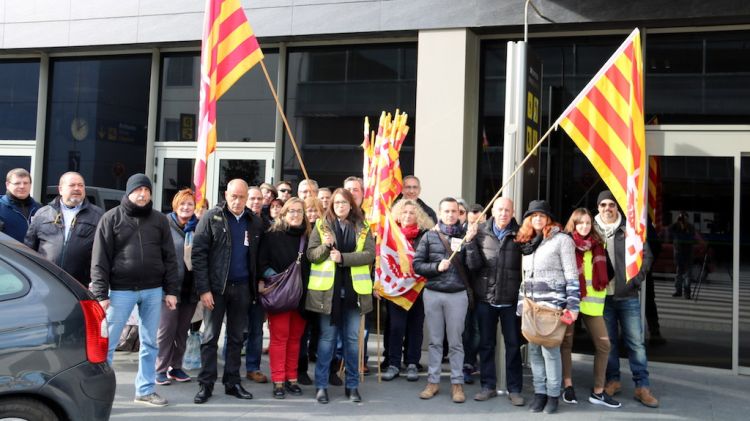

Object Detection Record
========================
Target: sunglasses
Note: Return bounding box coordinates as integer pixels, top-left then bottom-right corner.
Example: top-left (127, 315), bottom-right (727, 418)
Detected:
top-left (278, 188), bottom-right (291, 193)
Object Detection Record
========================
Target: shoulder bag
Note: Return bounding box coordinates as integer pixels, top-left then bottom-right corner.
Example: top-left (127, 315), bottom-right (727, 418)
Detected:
top-left (260, 235), bottom-right (305, 314)
top-left (520, 281), bottom-right (566, 348)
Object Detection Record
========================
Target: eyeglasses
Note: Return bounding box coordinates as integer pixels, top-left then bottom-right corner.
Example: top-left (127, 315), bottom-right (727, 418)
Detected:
top-left (598, 202), bottom-right (616, 209)
top-left (287, 209), bottom-right (304, 215)
top-left (278, 188), bottom-right (291, 193)
top-left (333, 200), bottom-right (350, 206)
top-left (459, 210), bottom-right (466, 215)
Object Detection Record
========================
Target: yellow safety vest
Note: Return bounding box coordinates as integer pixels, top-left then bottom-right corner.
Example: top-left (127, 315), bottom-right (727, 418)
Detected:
top-left (308, 219), bottom-right (372, 295)
top-left (578, 250), bottom-right (606, 316)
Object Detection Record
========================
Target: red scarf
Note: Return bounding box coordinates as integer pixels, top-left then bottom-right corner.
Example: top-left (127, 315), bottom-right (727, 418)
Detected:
top-left (399, 223), bottom-right (420, 246)
top-left (572, 232), bottom-right (609, 296)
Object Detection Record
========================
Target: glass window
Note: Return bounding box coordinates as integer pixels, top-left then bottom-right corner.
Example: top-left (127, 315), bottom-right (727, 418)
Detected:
top-left (0, 156), bottom-right (31, 196)
top-left (158, 51), bottom-right (278, 142)
top-left (646, 31), bottom-right (750, 124)
top-left (0, 61), bottom-right (40, 140)
top-left (741, 156), bottom-right (750, 368)
top-left (477, 42), bottom-right (506, 204)
top-left (44, 55), bottom-right (151, 192)
top-left (0, 260), bottom-right (30, 302)
top-left (283, 44), bottom-right (417, 188)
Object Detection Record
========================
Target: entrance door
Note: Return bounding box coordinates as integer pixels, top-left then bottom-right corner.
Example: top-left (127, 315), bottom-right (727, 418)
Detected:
top-left (154, 143), bottom-right (274, 213)
top-left (740, 153), bottom-right (750, 374)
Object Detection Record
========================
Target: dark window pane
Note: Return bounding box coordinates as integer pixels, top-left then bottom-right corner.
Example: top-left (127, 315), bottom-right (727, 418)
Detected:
top-left (0, 61), bottom-right (39, 140)
top-left (216, 159), bottom-right (265, 205)
top-left (44, 56), bottom-right (151, 191)
top-left (0, 156), bottom-right (31, 195)
top-left (158, 51), bottom-right (278, 142)
top-left (741, 156), bottom-right (750, 368)
top-left (283, 44), bottom-right (417, 188)
top-left (160, 158), bottom-right (195, 213)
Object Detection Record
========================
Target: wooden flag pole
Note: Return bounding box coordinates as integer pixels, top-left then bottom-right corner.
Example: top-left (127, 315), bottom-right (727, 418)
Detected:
top-left (446, 122), bottom-right (559, 262)
top-left (259, 59), bottom-right (311, 182)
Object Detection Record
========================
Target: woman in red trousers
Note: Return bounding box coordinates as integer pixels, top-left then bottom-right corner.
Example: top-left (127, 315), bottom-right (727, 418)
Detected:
top-left (258, 197), bottom-right (310, 398)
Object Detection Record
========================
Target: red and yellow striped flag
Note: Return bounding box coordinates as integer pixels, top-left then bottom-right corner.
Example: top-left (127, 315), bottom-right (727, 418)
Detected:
top-left (559, 28), bottom-right (646, 282)
top-left (194, 0), bottom-right (264, 206)
top-left (648, 156), bottom-right (662, 230)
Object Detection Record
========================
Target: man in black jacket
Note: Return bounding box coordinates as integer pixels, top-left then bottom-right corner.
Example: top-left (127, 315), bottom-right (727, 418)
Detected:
top-left (90, 173), bottom-right (179, 407)
top-left (193, 179), bottom-right (264, 404)
top-left (466, 197), bottom-right (525, 405)
top-left (414, 197), bottom-right (478, 404)
top-left (25, 172), bottom-right (103, 286)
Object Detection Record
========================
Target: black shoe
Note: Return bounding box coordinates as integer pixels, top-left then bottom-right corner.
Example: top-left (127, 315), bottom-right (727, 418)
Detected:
top-left (194, 384), bottom-right (213, 404)
top-left (529, 394), bottom-right (548, 413)
top-left (298, 371), bottom-right (313, 386)
top-left (225, 383), bottom-right (253, 399)
top-left (316, 388), bottom-right (329, 404)
top-left (285, 381), bottom-right (303, 396)
top-left (589, 390), bottom-right (622, 408)
top-left (273, 384), bottom-right (286, 399)
top-left (345, 387), bottom-right (362, 403)
top-left (684, 287), bottom-right (692, 300)
top-left (329, 371), bottom-right (343, 386)
top-left (562, 386), bottom-right (578, 404)
top-left (543, 396), bottom-right (559, 414)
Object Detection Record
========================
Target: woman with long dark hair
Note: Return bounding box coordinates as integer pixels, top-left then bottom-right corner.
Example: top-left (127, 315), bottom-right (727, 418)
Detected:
top-left (306, 188), bottom-right (375, 404)
top-left (561, 208), bottom-right (620, 408)
top-left (515, 200), bottom-right (579, 414)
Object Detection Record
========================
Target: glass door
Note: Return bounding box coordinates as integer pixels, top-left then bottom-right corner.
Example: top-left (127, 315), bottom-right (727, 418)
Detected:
top-left (154, 144), bottom-right (274, 214)
top-left (740, 154), bottom-right (750, 373)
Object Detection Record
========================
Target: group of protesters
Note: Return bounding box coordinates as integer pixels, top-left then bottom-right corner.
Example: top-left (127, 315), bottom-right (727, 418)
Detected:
top-left (1, 167), bottom-right (658, 413)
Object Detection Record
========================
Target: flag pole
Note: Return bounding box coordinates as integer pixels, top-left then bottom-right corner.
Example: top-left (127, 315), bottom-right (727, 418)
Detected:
top-left (259, 59), bottom-right (311, 182)
top-left (446, 121), bottom-right (559, 261)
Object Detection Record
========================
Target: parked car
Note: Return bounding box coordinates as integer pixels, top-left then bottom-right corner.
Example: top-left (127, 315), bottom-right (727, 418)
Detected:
top-left (0, 232), bottom-right (115, 421)
top-left (45, 186), bottom-right (124, 211)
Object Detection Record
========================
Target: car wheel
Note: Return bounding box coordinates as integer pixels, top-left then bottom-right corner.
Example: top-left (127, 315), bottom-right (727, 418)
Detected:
top-left (0, 397), bottom-right (59, 421)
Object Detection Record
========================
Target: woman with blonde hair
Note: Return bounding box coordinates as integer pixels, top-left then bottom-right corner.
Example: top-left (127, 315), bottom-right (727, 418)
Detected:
top-left (380, 199), bottom-right (434, 382)
top-left (515, 200), bottom-right (579, 414)
top-left (258, 197), bottom-right (311, 398)
top-left (560, 208), bottom-right (620, 408)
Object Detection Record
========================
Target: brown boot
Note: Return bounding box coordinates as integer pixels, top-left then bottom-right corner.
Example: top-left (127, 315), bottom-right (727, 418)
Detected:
top-left (419, 383), bottom-right (439, 400)
top-left (604, 380), bottom-right (621, 396)
top-left (451, 384), bottom-right (465, 403)
top-left (634, 387), bottom-right (659, 408)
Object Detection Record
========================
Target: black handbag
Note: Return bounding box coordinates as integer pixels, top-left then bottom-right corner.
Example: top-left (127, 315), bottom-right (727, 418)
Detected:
top-left (260, 235), bottom-right (305, 314)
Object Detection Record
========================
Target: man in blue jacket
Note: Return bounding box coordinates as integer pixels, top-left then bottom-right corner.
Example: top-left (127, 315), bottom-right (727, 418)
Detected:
top-left (0, 168), bottom-right (41, 242)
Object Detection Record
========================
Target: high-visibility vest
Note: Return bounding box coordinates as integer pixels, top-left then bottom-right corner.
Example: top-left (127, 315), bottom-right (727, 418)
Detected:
top-left (578, 250), bottom-right (606, 316)
top-left (308, 219), bottom-right (372, 295)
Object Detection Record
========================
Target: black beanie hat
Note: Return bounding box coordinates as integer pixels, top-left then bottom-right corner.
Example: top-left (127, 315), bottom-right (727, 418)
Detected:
top-left (126, 173), bottom-right (152, 196)
top-left (597, 190), bottom-right (616, 206)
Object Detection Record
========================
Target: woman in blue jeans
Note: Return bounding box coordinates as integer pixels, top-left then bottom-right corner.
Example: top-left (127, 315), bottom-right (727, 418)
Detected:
top-left (516, 200), bottom-right (580, 415)
top-left (306, 188), bottom-right (375, 404)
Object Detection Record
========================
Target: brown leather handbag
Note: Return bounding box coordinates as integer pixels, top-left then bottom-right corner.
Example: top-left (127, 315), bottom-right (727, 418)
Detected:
top-left (520, 289), bottom-right (566, 348)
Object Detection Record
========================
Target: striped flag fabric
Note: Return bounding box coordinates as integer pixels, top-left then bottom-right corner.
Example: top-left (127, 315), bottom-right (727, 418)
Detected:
top-left (194, 0), bottom-right (264, 206)
top-left (559, 28), bottom-right (647, 282)
top-left (648, 156), bottom-right (662, 231)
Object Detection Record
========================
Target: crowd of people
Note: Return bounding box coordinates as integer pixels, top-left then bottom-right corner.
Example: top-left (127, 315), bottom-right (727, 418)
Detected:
top-left (0, 167), bottom-right (662, 413)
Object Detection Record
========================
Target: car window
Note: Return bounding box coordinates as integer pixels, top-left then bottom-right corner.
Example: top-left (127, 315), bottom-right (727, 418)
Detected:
top-left (0, 260), bottom-right (30, 301)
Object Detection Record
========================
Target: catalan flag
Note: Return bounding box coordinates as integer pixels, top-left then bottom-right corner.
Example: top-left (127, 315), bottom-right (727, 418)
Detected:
top-left (648, 155), bottom-right (662, 231)
top-left (194, 0), bottom-right (264, 206)
top-left (559, 28), bottom-right (647, 282)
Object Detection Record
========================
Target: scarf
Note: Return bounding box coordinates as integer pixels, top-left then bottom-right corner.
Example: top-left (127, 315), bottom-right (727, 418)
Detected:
top-left (519, 233), bottom-right (543, 256)
top-left (594, 212), bottom-right (621, 239)
top-left (438, 221), bottom-right (464, 237)
top-left (572, 232), bottom-right (609, 293)
top-left (492, 222), bottom-right (511, 242)
top-left (400, 223), bottom-right (420, 242)
top-left (121, 195), bottom-right (152, 217)
top-left (170, 213), bottom-right (198, 233)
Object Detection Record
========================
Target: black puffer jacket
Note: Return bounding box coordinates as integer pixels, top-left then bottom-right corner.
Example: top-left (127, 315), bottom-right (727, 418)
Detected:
top-left (192, 205), bottom-right (264, 298)
top-left (24, 198), bottom-right (104, 286)
top-left (467, 218), bottom-right (522, 306)
top-left (413, 229), bottom-right (479, 293)
top-left (90, 199), bottom-right (179, 301)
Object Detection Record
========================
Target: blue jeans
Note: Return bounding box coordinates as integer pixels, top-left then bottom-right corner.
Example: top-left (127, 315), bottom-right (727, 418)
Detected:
top-left (476, 302), bottom-right (523, 392)
top-left (315, 306), bottom-right (361, 389)
top-left (528, 343), bottom-right (561, 397)
top-left (603, 296), bottom-right (650, 387)
top-left (245, 299), bottom-right (265, 372)
top-left (106, 287), bottom-right (163, 396)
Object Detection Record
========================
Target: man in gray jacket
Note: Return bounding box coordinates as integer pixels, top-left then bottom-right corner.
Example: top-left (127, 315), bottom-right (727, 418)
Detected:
top-left (414, 197), bottom-right (478, 404)
top-left (25, 172), bottom-right (103, 286)
top-left (594, 190), bottom-right (658, 408)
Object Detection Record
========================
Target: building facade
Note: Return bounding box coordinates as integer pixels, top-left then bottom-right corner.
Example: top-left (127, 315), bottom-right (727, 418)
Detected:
top-left (2, 0), bottom-right (750, 373)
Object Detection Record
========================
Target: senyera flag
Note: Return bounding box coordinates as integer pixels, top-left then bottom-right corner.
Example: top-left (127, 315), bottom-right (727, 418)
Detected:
top-left (194, 0), bottom-right (264, 206)
top-left (559, 28), bottom-right (646, 282)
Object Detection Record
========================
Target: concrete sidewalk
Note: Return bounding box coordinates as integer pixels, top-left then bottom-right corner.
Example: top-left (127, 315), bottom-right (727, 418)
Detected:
top-left (109, 345), bottom-right (748, 421)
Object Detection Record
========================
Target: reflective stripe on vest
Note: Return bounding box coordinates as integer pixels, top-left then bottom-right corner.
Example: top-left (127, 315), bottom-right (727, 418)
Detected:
top-left (308, 219), bottom-right (372, 294)
top-left (579, 250), bottom-right (607, 316)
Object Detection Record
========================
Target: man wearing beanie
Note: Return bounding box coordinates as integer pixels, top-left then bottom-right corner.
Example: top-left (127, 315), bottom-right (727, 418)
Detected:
top-left (593, 190), bottom-right (657, 408)
top-left (91, 173), bottom-right (179, 407)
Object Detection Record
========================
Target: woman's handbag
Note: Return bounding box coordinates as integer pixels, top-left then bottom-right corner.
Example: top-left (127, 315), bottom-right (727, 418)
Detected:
top-left (521, 296), bottom-right (567, 348)
top-left (260, 236), bottom-right (305, 313)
